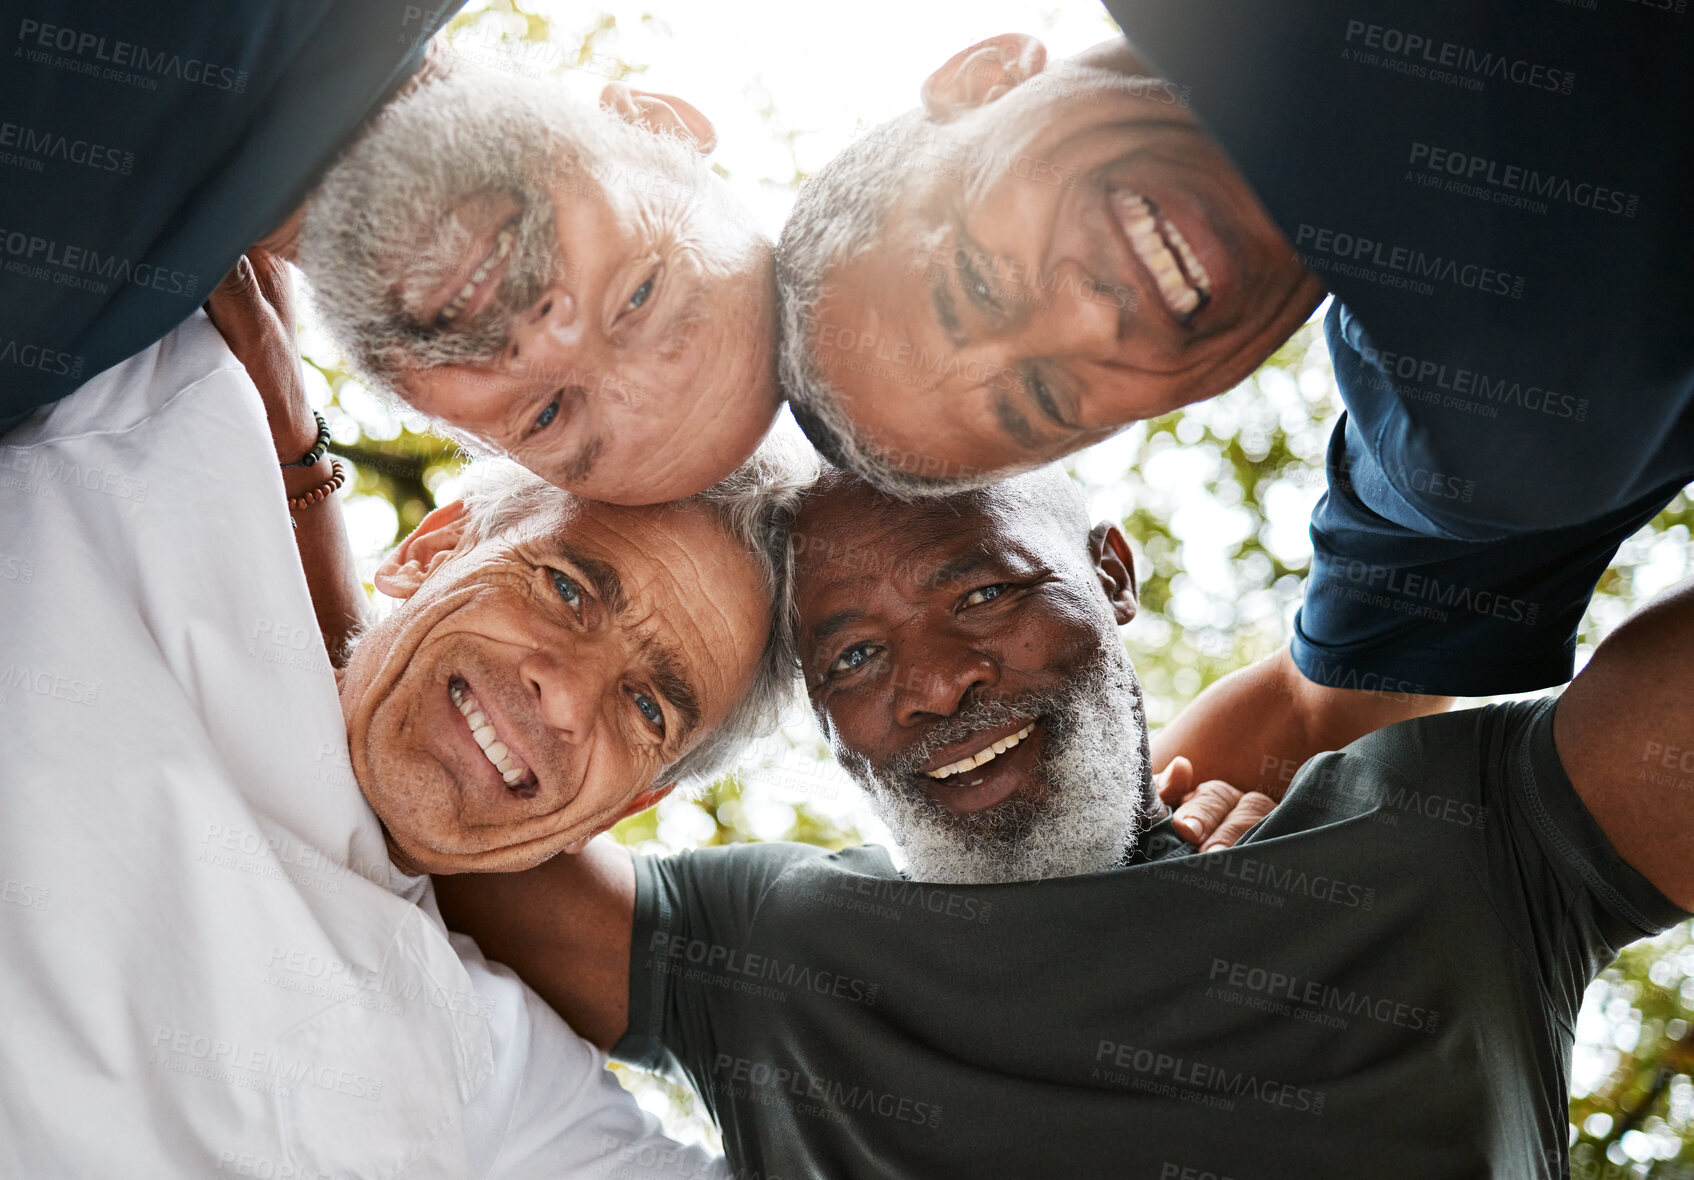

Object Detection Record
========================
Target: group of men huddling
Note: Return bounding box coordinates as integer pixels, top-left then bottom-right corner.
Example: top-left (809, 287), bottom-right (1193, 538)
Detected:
top-left (3, 1), bottom-right (1693, 1176)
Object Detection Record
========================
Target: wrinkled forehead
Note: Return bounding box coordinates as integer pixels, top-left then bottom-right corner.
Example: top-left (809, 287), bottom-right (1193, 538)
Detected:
top-left (496, 495), bottom-right (759, 593)
top-left (794, 469), bottom-right (1087, 592)
top-left (462, 494), bottom-right (770, 708)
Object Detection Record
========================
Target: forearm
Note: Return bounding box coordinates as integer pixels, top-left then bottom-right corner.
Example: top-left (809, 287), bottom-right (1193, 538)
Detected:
top-left (207, 251), bottom-right (369, 664)
top-left (1151, 645), bottom-right (1453, 798)
top-left (434, 838), bottom-right (637, 1051)
top-left (281, 464), bottom-right (366, 667)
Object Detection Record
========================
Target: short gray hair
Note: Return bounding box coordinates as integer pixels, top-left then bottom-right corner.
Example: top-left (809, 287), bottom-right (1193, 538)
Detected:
top-left (456, 427), bottom-right (818, 789)
top-left (776, 110), bottom-right (1007, 500)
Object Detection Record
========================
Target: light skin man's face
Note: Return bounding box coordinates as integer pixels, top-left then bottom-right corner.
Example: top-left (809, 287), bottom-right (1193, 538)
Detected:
top-left (399, 173), bottom-right (778, 505)
top-left (791, 471), bottom-right (1139, 823)
top-left (812, 34), bottom-right (1325, 480)
top-left (304, 76), bottom-right (780, 506)
top-left (338, 493), bottom-right (769, 874)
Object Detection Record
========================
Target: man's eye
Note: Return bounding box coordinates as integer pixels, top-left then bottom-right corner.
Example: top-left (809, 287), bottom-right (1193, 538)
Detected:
top-left (962, 583), bottom-right (1010, 607)
top-left (533, 399), bottom-right (559, 432)
top-left (828, 643), bottom-right (880, 677)
top-left (551, 570), bottom-right (583, 612)
top-left (960, 259), bottom-right (999, 311)
top-left (631, 690), bottom-right (665, 734)
top-left (628, 276), bottom-right (654, 311)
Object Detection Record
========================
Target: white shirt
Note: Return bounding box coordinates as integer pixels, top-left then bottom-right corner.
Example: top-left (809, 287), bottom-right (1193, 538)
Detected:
top-left (0, 314), bottom-right (722, 1180)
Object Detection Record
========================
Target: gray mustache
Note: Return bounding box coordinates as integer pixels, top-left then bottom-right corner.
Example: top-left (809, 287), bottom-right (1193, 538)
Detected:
top-left (882, 689), bottom-right (1063, 781)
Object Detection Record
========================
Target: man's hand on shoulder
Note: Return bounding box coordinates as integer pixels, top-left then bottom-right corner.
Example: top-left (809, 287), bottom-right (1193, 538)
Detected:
top-left (1152, 646), bottom-right (1453, 802)
top-left (1155, 757), bottom-right (1276, 853)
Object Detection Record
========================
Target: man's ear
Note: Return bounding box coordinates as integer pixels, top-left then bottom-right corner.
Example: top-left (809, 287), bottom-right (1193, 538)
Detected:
top-left (600, 82), bottom-right (718, 154)
top-left (373, 500), bottom-right (473, 600)
top-left (1088, 522), bottom-right (1139, 625)
top-left (922, 34), bottom-right (1047, 121)
top-left (562, 782), bottom-right (678, 854)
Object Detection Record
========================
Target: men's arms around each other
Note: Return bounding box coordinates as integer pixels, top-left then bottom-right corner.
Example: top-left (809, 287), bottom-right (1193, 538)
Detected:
top-left (1150, 646), bottom-right (1454, 801)
top-left (430, 764), bottom-right (1280, 1054)
top-left (204, 252), bottom-right (366, 664)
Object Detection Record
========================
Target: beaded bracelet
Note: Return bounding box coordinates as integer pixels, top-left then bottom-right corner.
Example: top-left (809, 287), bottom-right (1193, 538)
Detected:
top-left (286, 458), bottom-right (346, 528)
top-left (283, 411), bottom-right (332, 468)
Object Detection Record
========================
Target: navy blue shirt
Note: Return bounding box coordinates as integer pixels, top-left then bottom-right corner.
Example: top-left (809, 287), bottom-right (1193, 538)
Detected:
top-left (1099, 0), bottom-right (1694, 694)
top-left (0, 1), bottom-right (460, 429)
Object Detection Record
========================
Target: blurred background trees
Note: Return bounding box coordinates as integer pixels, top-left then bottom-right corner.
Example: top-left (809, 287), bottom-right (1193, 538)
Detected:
top-left (294, 1), bottom-right (1694, 1169)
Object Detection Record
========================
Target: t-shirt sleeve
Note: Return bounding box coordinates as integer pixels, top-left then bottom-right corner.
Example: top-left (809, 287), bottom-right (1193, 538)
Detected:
top-left (1490, 698), bottom-right (1691, 1020)
top-left (613, 843), bottom-right (829, 1078)
top-left (1291, 414), bottom-right (1686, 696)
top-left (1343, 700), bottom-right (1690, 1028)
top-left (0, 0), bottom-right (455, 429)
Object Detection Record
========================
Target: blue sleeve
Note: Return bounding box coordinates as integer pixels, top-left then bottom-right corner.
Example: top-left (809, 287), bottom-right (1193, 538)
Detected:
top-left (1290, 414), bottom-right (1686, 696)
top-left (0, 0), bottom-right (460, 429)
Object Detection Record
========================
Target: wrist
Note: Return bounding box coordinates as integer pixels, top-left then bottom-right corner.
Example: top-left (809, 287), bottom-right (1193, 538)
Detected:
top-left (270, 406), bottom-right (319, 465)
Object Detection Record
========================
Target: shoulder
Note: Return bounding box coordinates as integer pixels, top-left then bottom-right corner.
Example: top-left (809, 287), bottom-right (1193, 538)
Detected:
top-left (645, 841), bottom-right (899, 904)
top-left (6, 311), bottom-right (248, 448)
top-left (1259, 701), bottom-right (1547, 837)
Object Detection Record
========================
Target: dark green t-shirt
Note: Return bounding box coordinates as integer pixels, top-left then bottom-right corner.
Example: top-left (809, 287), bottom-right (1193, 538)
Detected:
top-left (614, 700), bottom-right (1688, 1179)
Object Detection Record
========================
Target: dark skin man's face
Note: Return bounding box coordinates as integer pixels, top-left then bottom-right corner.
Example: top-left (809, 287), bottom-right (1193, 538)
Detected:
top-left (790, 471), bottom-right (1138, 818)
top-left (812, 34), bottom-right (1326, 481)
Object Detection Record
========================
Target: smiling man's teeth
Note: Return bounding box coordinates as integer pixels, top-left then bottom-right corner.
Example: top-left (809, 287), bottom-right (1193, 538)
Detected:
top-left (926, 722), bottom-right (1036, 780)
top-left (436, 226), bottom-right (516, 325)
top-left (1112, 191), bottom-right (1211, 319)
top-left (449, 679), bottom-right (527, 785)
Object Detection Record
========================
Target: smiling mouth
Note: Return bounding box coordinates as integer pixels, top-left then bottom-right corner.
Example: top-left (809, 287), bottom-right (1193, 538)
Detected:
top-left (1111, 190), bottom-right (1212, 322)
top-left (435, 218), bottom-right (519, 328)
top-left (925, 721), bottom-right (1036, 781)
top-left (448, 676), bottom-right (534, 788)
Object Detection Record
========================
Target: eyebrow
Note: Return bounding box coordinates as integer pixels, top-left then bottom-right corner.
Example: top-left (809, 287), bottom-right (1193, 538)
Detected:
top-left (640, 635), bottom-right (703, 743)
top-left (559, 545), bottom-right (626, 614)
top-left (554, 434), bottom-right (605, 484)
top-left (807, 550), bottom-right (998, 639)
top-left (929, 274), bottom-right (968, 349)
top-left (656, 269), bottom-right (709, 362)
top-left (561, 543), bottom-right (702, 743)
top-left (929, 549), bottom-right (997, 590)
top-left (993, 393), bottom-right (1042, 449)
top-left (1024, 371), bottom-right (1074, 429)
top-left (810, 608), bottom-right (865, 644)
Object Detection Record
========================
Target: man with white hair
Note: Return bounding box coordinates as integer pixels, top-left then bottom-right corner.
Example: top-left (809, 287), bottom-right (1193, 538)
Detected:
top-left (441, 466), bottom-right (1693, 1179)
top-left (4, 4), bottom-right (779, 505)
top-left (774, 13), bottom-right (1694, 812)
top-left (0, 253), bottom-right (809, 1173)
top-left (294, 63), bottom-right (780, 506)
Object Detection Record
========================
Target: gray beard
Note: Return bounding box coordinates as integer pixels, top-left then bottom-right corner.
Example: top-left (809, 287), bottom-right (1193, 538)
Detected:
top-left (839, 642), bottom-right (1153, 885)
top-left (297, 67), bottom-right (708, 388)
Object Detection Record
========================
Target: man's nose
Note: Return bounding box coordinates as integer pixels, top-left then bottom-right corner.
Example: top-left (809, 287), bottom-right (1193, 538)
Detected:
top-left (1019, 258), bottom-right (1121, 358)
top-left (509, 283), bottom-right (587, 362)
top-left (890, 640), bottom-right (1000, 727)
top-left (518, 647), bottom-right (613, 744)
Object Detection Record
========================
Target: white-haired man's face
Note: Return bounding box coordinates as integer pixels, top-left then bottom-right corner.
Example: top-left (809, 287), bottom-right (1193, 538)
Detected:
top-left (338, 492), bottom-right (769, 874)
top-left (301, 69), bottom-right (779, 506)
top-left (790, 468), bottom-right (1154, 884)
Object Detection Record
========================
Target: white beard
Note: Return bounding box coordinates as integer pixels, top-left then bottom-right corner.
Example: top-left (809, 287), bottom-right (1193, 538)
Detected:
top-left (843, 641), bottom-right (1152, 885)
